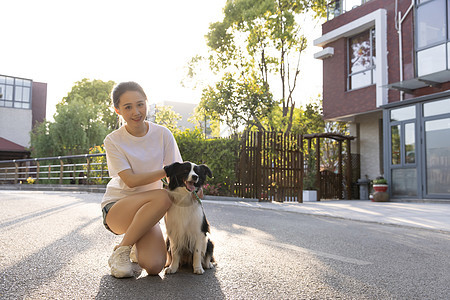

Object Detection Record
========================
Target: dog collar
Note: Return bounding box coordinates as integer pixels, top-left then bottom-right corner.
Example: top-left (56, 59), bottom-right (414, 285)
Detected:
top-left (163, 177), bottom-right (202, 204)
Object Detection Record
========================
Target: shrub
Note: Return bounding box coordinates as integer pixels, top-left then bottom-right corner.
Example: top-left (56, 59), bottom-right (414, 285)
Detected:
top-left (372, 176), bottom-right (387, 185)
top-left (174, 129), bottom-right (239, 196)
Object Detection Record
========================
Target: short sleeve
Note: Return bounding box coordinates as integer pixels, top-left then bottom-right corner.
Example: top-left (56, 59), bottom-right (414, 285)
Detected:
top-left (163, 129), bottom-right (182, 166)
top-left (104, 135), bottom-right (131, 176)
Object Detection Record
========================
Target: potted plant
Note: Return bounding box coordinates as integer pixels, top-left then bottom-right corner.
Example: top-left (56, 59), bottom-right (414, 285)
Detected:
top-left (302, 156), bottom-right (318, 202)
top-left (371, 176), bottom-right (389, 202)
top-left (372, 176), bottom-right (388, 192)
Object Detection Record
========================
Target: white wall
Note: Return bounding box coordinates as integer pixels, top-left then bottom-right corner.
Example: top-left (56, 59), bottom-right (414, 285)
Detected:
top-left (352, 112), bottom-right (383, 180)
top-left (0, 107), bottom-right (32, 147)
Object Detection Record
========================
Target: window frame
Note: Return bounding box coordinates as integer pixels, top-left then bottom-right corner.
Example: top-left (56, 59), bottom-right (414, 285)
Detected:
top-left (347, 27), bottom-right (376, 91)
top-left (415, 0), bottom-right (450, 77)
top-left (0, 75), bottom-right (33, 109)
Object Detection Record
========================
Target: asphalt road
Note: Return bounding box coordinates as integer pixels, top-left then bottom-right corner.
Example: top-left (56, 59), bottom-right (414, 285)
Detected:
top-left (1, 190), bottom-right (449, 299)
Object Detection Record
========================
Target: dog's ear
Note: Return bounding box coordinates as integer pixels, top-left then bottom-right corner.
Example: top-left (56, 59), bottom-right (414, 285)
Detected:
top-left (164, 162), bottom-right (182, 178)
top-left (200, 164), bottom-right (212, 178)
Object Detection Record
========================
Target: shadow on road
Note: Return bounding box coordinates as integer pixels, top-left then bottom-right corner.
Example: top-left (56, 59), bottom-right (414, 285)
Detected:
top-left (0, 217), bottom-right (98, 298)
top-left (95, 266), bottom-right (225, 299)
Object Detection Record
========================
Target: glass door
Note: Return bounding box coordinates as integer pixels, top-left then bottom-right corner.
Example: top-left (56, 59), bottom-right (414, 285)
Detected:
top-left (423, 98), bottom-right (450, 198)
top-left (389, 106), bottom-right (419, 198)
top-left (424, 118), bottom-right (450, 196)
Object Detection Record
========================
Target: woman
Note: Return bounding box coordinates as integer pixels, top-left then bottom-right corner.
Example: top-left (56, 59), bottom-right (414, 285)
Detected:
top-left (101, 81), bottom-right (182, 278)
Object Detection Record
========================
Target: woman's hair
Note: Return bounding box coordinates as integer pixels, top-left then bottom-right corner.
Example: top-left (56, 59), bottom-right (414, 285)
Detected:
top-left (111, 81), bottom-right (147, 109)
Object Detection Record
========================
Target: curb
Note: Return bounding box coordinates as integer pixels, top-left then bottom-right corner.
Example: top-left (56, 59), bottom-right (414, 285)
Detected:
top-left (0, 184), bottom-right (257, 201)
top-left (0, 184), bottom-right (106, 193)
top-left (203, 195), bottom-right (259, 202)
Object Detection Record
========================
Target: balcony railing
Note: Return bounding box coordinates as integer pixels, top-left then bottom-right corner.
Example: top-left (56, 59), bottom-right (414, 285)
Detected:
top-left (0, 154), bottom-right (110, 185)
top-left (327, 0), bottom-right (371, 21)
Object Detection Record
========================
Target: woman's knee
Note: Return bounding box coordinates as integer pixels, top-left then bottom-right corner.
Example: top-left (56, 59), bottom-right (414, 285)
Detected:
top-left (139, 257), bottom-right (166, 275)
top-left (157, 189), bottom-right (172, 210)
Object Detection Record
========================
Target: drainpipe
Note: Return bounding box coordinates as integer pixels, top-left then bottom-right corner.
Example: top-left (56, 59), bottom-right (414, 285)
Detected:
top-left (395, 0), bottom-right (414, 101)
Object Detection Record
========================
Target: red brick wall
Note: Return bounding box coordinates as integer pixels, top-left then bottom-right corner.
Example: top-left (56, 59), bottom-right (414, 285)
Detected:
top-left (320, 0), bottom-right (448, 120)
top-left (31, 82), bottom-right (47, 126)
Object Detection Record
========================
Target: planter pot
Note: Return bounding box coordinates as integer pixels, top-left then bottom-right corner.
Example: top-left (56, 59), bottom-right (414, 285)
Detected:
top-left (303, 190), bottom-right (317, 202)
top-left (372, 191), bottom-right (390, 202)
top-left (373, 184), bottom-right (388, 193)
top-left (372, 184), bottom-right (389, 202)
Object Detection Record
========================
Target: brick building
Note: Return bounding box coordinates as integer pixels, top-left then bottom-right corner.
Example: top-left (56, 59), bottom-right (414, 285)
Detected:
top-left (0, 75), bottom-right (47, 160)
top-left (314, 0), bottom-right (450, 201)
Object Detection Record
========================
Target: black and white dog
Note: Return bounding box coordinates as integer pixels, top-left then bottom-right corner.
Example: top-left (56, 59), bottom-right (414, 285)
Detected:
top-left (163, 161), bottom-right (215, 275)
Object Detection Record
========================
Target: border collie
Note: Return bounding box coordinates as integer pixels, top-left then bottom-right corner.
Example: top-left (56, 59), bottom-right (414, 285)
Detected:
top-left (163, 161), bottom-right (215, 275)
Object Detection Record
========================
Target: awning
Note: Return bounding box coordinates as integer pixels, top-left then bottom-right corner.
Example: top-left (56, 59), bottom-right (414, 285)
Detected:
top-left (386, 70), bottom-right (450, 93)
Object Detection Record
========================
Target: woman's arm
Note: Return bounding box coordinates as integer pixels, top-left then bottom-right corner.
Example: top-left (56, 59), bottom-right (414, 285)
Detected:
top-left (118, 169), bottom-right (166, 188)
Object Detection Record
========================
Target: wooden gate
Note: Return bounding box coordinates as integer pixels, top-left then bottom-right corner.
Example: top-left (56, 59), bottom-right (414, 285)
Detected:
top-left (235, 131), bottom-right (303, 202)
top-left (235, 131), bottom-right (355, 202)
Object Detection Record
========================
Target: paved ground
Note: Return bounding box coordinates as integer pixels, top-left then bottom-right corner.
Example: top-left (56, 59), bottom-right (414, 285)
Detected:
top-left (1, 190), bottom-right (449, 299)
top-left (205, 199), bottom-right (450, 232)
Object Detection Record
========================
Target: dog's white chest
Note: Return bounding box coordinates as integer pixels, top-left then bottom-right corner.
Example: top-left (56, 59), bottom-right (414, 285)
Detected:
top-left (166, 189), bottom-right (203, 233)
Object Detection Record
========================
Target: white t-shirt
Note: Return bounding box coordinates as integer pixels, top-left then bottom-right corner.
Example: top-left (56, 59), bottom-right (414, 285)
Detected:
top-left (101, 121), bottom-right (182, 208)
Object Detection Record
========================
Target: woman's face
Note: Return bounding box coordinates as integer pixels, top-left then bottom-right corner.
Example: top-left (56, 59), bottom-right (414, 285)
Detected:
top-left (115, 90), bottom-right (147, 126)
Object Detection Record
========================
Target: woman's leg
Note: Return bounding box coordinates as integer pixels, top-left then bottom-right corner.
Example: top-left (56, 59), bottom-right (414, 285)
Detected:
top-left (134, 223), bottom-right (167, 275)
top-left (106, 189), bottom-right (171, 247)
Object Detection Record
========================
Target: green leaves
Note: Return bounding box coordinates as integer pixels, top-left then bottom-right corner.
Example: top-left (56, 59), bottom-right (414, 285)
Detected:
top-left (30, 79), bottom-right (116, 157)
top-left (202, 0), bottom-right (327, 133)
top-left (199, 72), bottom-right (274, 134)
top-left (154, 105), bottom-right (182, 133)
top-left (173, 129), bottom-right (239, 195)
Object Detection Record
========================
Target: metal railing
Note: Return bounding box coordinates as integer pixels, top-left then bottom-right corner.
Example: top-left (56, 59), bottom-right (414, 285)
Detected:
top-left (0, 154), bottom-right (110, 185)
top-left (327, 0), bottom-right (370, 21)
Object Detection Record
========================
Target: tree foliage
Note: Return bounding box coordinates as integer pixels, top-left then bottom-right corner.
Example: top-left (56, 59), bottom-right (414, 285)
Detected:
top-left (198, 0), bottom-right (327, 133)
top-left (174, 128), bottom-right (239, 195)
top-left (199, 72), bottom-right (274, 135)
top-left (154, 105), bottom-right (182, 133)
top-left (62, 78), bottom-right (117, 130)
top-left (30, 79), bottom-right (116, 157)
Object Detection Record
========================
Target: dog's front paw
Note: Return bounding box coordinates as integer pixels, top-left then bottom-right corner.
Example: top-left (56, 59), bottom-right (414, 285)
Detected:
top-left (204, 261), bottom-right (214, 269)
top-left (193, 267), bottom-right (205, 275)
top-left (165, 266), bottom-right (178, 275)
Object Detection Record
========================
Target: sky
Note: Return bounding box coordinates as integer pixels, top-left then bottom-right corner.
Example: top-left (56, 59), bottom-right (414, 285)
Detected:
top-left (2, 0), bottom-right (323, 120)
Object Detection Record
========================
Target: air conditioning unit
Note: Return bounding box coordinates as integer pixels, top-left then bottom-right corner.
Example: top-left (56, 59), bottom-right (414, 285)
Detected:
top-left (314, 47), bottom-right (334, 60)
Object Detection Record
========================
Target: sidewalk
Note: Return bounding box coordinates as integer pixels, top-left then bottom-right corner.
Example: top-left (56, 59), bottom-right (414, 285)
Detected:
top-left (1, 185), bottom-right (449, 232)
top-left (204, 198), bottom-right (450, 232)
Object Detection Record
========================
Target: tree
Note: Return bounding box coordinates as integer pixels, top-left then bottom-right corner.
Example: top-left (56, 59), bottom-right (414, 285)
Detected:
top-left (62, 78), bottom-right (117, 130)
top-left (30, 79), bottom-right (116, 157)
top-left (201, 0), bottom-right (327, 133)
top-left (198, 72), bottom-right (274, 135)
top-left (29, 121), bottom-right (55, 157)
top-left (154, 105), bottom-right (182, 133)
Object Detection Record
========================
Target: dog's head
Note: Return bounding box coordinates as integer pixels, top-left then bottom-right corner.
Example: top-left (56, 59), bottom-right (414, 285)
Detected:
top-left (165, 161), bottom-right (212, 192)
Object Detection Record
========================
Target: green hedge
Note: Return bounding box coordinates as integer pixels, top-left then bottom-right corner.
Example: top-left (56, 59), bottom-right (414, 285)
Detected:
top-left (174, 129), bottom-right (239, 196)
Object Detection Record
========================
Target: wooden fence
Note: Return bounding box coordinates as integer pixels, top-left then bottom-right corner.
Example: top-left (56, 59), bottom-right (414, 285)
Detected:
top-left (235, 131), bottom-right (303, 202)
top-left (234, 131), bottom-right (355, 202)
top-left (0, 154), bottom-right (109, 185)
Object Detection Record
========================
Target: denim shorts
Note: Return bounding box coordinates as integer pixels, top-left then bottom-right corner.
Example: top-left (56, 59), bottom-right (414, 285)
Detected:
top-left (102, 202), bottom-right (118, 235)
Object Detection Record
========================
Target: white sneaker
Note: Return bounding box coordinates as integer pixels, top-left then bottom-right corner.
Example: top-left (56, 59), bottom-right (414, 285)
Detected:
top-left (108, 245), bottom-right (133, 278)
top-left (130, 244), bottom-right (138, 263)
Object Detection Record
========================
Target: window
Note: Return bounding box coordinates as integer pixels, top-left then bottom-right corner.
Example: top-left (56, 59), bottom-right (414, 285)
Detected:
top-left (0, 75), bottom-right (32, 109)
top-left (389, 105), bottom-right (416, 166)
top-left (416, 0), bottom-right (449, 76)
top-left (348, 28), bottom-right (376, 90)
